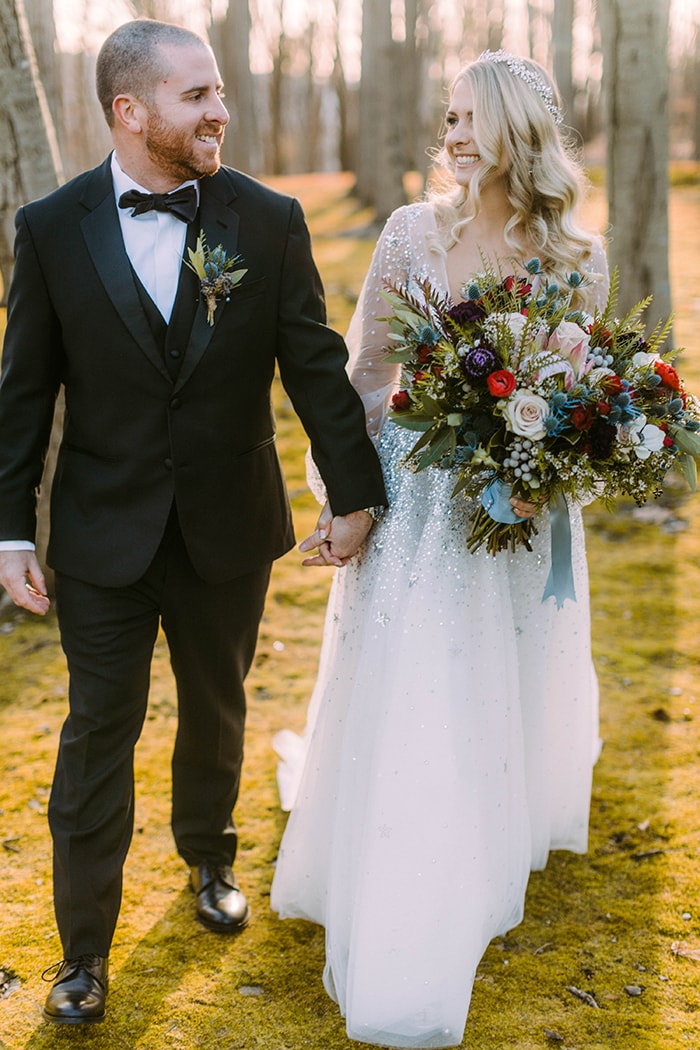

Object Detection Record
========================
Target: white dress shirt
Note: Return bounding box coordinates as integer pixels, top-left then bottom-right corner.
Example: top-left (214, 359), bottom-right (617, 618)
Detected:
top-left (111, 151), bottom-right (199, 322)
top-left (0, 153), bottom-right (199, 553)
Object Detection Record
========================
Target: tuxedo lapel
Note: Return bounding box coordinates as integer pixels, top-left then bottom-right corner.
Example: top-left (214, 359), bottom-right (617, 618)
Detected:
top-left (80, 162), bottom-right (171, 383)
top-left (173, 175), bottom-right (240, 393)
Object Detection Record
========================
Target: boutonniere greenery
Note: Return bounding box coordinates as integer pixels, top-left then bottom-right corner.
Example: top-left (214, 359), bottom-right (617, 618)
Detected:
top-left (186, 231), bottom-right (248, 326)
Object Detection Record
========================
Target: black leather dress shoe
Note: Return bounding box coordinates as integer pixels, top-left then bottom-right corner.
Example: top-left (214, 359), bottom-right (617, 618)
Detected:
top-left (42, 954), bottom-right (108, 1024)
top-left (190, 862), bottom-right (250, 933)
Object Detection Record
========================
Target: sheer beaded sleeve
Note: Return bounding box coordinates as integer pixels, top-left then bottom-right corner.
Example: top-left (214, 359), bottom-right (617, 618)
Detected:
top-left (305, 206), bottom-right (414, 503)
top-left (345, 206), bottom-right (415, 439)
top-left (583, 235), bottom-right (610, 314)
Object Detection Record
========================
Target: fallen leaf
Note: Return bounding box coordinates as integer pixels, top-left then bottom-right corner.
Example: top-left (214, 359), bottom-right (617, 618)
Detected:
top-left (671, 941), bottom-right (700, 960)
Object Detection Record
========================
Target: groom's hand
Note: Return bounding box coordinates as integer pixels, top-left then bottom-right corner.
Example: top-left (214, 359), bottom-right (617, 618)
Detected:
top-left (0, 550), bottom-right (50, 615)
top-left (300, 507), bottom-right (373, 568)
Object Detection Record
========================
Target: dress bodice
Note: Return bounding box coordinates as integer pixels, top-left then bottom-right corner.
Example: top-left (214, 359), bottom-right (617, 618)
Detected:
top-left (346, 202), bottom-right (610, 441)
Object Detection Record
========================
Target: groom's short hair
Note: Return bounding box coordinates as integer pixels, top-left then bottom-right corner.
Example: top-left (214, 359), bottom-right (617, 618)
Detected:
top-left (96, 19), bottom-right (208, 126)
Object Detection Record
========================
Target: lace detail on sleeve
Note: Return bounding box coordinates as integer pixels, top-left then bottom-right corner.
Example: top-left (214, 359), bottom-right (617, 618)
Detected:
top-left (305, 207), bottom-right (415, 503)
top-left (346, 206), bottom-right (414, 439)
top-left (583, 236), bottom-right (610, 314)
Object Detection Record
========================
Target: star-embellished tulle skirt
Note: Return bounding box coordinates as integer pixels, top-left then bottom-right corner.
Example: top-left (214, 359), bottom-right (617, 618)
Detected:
top-left (271, 422), bottom-right (599, 1048)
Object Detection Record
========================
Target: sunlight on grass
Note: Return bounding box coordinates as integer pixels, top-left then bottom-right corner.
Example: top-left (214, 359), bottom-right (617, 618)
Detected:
top-left (0, 175), bottom-right (699, 1049)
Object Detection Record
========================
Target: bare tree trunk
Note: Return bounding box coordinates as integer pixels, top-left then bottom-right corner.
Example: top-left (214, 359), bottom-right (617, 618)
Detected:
top-left (694, 25), bottom-right (700, 161)
top-left (486, 0), bottom-right (505, 52)
top-left (356, 0), bottom-right (406, 219)
top-left (355, 0), bottom-right (383, 205)
top-left (303, 21), bottom-right (321, 173)
top-left (0, 0), bottom-right (63, 302)
top-left (0, 0), bottom-right (63, 588)
top-left (210, 0), bottom-right (260, 174)
top-left (373, 35), bottom-right (406, 220)
top-left (331, 3), bottom-right (353, 172)
top-left (599, 0), bottom-right (672, 325)
top-left (267, 0), bottom-right (288, 175)
top-left (24, 0), bottom-right (60, 130)
top-left (552, 0), bottom-right (575, 126)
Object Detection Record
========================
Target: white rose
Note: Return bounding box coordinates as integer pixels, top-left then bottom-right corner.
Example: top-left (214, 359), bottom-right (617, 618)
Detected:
top-left (504, 389), bottom-right (550, 440)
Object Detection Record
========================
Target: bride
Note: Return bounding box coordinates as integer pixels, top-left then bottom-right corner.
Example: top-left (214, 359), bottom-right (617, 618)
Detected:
top-left (271, 50), bottom-right (609, 1048)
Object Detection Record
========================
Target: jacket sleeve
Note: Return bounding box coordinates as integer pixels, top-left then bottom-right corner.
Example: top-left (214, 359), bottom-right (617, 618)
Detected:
top-left (0, 208), bottom-right (63, 540)
top-left (274, 198), bottom-right (387, 517)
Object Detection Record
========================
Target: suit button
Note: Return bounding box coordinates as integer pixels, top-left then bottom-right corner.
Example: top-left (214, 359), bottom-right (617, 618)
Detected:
top-left (164, 458), bottom-right (173, 469)
top-left (170, 397), bottom-right (181, 409)
top-left (169, 349), bottom-right (181, 359)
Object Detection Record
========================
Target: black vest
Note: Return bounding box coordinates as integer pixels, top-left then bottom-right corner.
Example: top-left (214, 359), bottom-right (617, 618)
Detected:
top-left (131, 224), bottom-right (200, 381)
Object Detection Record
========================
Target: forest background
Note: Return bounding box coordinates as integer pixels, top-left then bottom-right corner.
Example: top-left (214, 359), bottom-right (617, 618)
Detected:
top-left (1, 1), bottom-right (700, 1048)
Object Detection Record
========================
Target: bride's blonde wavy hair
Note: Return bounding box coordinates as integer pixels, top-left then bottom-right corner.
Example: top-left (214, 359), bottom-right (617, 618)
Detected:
top-left (428, 55), bottom-right (598, 304)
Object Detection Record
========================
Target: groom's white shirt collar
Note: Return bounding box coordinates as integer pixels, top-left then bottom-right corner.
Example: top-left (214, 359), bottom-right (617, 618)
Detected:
top-left (111, 151), bottom-right (199, 322)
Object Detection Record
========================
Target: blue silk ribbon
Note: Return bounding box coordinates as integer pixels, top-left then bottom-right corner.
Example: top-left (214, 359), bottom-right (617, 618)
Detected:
top-left (480, 478), bottom-right (521, 523)
top-left (541, 491), bottom-right (576, 609)
top-left (481, 481), bottom-right (576, 610)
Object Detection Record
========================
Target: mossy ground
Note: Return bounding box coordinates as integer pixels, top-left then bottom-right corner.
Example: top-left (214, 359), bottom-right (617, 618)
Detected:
top-left (1, 173), bottom-right (699, 1050)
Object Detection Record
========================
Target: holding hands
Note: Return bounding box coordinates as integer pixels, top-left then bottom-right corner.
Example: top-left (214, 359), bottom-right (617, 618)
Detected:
top-left (300, 503), bottom-right (374, 567)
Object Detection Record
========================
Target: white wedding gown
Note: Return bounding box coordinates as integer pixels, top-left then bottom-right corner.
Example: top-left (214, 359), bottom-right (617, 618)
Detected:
top-left (271, 203), bottom-right (609, 1048)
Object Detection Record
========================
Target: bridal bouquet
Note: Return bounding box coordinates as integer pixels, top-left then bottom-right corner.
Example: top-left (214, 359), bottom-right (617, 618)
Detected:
top-left (383, 262), bottom-right (700, 568)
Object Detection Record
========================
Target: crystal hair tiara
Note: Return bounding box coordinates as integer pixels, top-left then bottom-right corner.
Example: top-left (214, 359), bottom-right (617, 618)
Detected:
top-left (477, 49), bottom-right (563, 126)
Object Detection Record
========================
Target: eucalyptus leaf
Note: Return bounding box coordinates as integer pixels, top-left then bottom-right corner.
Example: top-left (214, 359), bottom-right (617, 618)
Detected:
top-left (414, 426), bottom-right (456, 469)
top-left (409, 422), bottom-right (446, 456)
top-left (670, 425), bottom-right (700, 456)
top-left (389, 417), bottom-right (434, 431)
top-left (677, 452), bottom-right (698, 491)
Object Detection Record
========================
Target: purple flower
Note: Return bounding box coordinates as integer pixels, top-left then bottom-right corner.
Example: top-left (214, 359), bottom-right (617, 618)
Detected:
top-left (447, 299), bottom-right (486, 326)
top-left (461, 344), bottom-right (497, 384)
top-left (587, 418), bottom-right (616, 459)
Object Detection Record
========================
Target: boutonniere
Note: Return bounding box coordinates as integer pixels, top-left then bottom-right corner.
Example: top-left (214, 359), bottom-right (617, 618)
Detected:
top-left (186, 230), bottom-right (248, 326)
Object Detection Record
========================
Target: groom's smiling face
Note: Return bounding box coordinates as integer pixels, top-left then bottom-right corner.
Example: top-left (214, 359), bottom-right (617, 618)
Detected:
top-left (141, 42), bottom-right (229, 184)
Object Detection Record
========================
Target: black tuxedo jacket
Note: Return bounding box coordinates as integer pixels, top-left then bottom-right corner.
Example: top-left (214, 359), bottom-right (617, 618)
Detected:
top-left (0, 157), bottom-right (386, 586)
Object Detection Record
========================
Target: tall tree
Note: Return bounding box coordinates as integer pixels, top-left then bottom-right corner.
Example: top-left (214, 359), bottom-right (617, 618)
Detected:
top-left (330, 0), bottom-right (354, 172)
top-left (551, 0), bottom-right (575, 125)
top-left (356, 0), bottom-right (406, 220)
top-left (694, 17), bottom-right (700, 161)
top-left (0, 0), bottom-right (64, 585)
top-left (210, 0), bottom-right (261, 174)
top-left (0, 0), bottom-right (63, 303)
top-left (598, 0), bottom-right (671, 323)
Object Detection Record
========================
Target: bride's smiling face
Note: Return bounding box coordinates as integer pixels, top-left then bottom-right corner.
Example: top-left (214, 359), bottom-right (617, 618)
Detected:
top-left (444, 79), bottom-right (482, 188)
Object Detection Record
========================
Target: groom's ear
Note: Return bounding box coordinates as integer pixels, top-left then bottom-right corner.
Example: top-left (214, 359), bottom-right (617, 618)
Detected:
top-left (112, 94), bottom-right (146, 135)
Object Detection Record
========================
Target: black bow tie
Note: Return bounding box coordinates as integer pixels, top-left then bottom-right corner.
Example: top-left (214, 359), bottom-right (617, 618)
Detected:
top-left (118, 185), bottom-right (198, 224)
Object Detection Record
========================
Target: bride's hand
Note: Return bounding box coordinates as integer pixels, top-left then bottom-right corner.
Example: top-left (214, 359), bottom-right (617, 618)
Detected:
top-left (299, 504), bottom-right (372, 567)
top-left (299, 502), bottom-right (342, 567)
top-left (510, 496), bottom-right (539, 519)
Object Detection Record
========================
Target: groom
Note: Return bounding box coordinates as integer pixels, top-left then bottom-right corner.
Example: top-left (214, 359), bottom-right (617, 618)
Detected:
top-left (0, 19), bottom-right (386, 1025)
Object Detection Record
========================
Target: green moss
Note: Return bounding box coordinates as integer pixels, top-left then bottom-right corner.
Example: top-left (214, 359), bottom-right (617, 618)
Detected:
top-left (1, 179), bottom-right (699, 1049)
